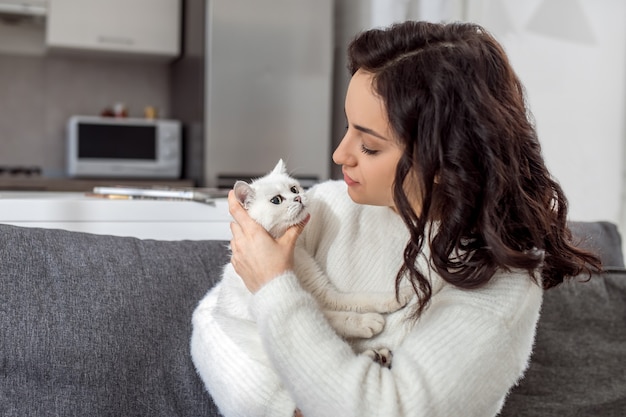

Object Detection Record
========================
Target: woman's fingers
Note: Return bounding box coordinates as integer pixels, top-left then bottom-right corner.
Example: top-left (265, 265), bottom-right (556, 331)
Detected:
top-left (227, 190), bottom-right (257, 229)
top-left (279, 214), bottom-right (310, 247)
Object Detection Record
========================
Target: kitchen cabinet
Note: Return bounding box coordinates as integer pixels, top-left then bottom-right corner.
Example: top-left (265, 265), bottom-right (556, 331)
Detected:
top-left (0, 0), bottom-right (47, 16)
top-left (46, 0), bottom-right (181, 58)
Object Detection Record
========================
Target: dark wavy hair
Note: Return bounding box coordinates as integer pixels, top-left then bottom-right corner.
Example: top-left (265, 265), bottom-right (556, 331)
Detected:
top-left (347, 21), bottom-right (602, 317)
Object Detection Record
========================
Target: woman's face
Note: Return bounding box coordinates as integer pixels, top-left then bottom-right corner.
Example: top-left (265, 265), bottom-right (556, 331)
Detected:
top-left (333, 69), bottom-right (404, 208)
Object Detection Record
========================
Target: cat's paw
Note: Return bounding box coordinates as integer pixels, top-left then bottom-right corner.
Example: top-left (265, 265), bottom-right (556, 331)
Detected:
top-left (397, 286), bottom-right (415, 307)
top-left (364, 348), bottom-right (393, 369)
top-left (353, 312), bottom-right (385, 338)
top-left (325, 310), bottom-right (385, 339)
top-left (374, 286), bottom-right (415, 313)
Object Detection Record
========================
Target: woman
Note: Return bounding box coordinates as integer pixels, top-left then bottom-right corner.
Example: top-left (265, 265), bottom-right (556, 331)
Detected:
top-left (191, 21), bottom-right (600, 417)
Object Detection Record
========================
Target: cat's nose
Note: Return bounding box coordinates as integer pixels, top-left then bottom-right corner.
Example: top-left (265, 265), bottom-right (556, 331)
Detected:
top-left (294, 196), bottom-right (301, 203)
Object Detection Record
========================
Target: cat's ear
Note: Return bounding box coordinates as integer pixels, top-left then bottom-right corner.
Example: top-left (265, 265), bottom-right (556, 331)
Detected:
top-left (233, 180), bottom-right (255, 209)
top-left (271, 159), bottom-right (287, 175)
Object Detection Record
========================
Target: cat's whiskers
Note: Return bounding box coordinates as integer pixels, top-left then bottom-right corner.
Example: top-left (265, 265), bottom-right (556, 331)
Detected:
top-left (287, 202), bottom-right (308, 225)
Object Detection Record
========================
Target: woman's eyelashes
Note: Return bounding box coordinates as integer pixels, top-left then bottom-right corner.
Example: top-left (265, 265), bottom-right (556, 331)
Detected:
top-left (361, 144), bottom-right (379, 155)
top-left (346, 121), bottom-right (379, 155)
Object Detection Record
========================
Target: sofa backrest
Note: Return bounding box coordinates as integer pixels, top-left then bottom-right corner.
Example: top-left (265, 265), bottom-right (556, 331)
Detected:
top-left (568, 220), bottom-right (624, 269)
top-left (500, 221), bottom-right (626, 416)
top-left (0, 224), bottom-right (229, 417)
top-left (0, 220), bottom-right (624, 417)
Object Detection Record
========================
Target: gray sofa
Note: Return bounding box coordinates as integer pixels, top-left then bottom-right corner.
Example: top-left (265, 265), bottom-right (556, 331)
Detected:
top-left (0, 221), bottom-right (624, 416)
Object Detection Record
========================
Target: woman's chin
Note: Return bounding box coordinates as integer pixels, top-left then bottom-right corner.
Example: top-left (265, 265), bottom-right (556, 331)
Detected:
top-left (346, 188), bottom-right (395, 208)
top-left (346, 187), bottom-right (365, 204)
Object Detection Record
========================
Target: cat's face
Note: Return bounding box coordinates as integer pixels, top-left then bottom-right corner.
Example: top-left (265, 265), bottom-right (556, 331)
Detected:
top-left (234, 160), bottom-right (308, 238)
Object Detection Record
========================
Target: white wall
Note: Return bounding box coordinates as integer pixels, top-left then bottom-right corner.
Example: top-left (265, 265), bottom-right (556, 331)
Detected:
top-left (466, 0), bottom-right (626, 230)
top-left (335, 0), bottom-right (626, 240)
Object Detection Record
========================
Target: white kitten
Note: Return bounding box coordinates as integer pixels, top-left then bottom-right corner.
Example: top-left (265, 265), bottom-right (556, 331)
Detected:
top-left (222, 160), bottom-right (413, 367)
top-left (233, 159), bottom-right (309, 239)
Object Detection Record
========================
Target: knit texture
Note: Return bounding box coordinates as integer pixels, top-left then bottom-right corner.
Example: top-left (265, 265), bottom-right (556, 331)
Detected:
top-left (191, 180), bottom-right (543, 417)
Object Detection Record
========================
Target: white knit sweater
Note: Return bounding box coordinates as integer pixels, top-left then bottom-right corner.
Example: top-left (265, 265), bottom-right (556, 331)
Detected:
top-left (191, 180), bottom-right (543, 417)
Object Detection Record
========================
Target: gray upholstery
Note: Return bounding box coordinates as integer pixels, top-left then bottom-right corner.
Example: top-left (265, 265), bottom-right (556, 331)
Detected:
top-left (569, 220), bottom-right (625, 268)
top-left (499, 270), bottom-right (626, 416)
top-left (0, 224), bottom-right (228, 417)
top-left (0, 221), bottom-right (624, 416)
top-left (502, 221), bottom-right (626, 416)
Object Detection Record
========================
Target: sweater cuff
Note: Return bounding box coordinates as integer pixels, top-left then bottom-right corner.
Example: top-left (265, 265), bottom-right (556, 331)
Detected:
top-left (250, 271), bottom-right (308, 318)
top-left (253, 272), bottom-right (307, 417)
top-left (263, 384), bottom-right (298, 417)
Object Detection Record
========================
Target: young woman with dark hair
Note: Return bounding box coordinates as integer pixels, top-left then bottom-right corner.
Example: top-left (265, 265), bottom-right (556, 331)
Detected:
top-left (346, 21), bottom-right (600, 318)
top-left (191, 21), bottom-right (600, 417)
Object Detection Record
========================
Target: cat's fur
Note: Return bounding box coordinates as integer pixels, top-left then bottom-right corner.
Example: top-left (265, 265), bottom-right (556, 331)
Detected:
top-left (224, 159), bottom-right (413, 366)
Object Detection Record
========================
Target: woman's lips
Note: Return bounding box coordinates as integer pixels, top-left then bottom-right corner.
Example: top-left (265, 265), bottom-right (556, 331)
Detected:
top-left (343, 171), bottom-right (358, 186)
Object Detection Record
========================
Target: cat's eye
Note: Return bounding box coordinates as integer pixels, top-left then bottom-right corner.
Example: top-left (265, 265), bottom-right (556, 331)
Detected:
top-left (290, 186), bottom-right (299, 194)
top-left (270, 195), bottom-right (284, 205)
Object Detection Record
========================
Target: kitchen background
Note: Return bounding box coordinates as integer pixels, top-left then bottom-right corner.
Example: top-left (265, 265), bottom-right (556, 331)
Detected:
top-left (1, 0), bottom-right (625, 235)
top-left (0, 0), bottom-right (179, 179)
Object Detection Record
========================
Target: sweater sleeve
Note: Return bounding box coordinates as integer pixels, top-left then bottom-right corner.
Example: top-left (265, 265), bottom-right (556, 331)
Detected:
top-left (190, 283), bottom-right (297, 417)
top-left (251, 270), bottom-right (542, 417)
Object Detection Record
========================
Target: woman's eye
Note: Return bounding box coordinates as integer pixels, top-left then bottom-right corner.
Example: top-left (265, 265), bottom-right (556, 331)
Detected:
top-left (270, 196), bottom-right (283, 205)
top-left (290, 186), bottom-right (299, 194)
top-left (361, 144), bottom-right (379, 155)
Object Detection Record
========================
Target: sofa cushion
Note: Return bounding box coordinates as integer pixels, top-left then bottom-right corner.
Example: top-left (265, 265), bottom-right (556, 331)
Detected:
top-left (0, 224), bottom-right (229, 417)
top-left (499, 270), bottom-right (626, 416)
top-left (569, 220), bottom-right (624, 268)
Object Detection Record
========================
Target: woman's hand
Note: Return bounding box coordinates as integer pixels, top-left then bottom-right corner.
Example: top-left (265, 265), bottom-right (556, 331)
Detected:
top-left (228, 190), bottom-right (309, 293)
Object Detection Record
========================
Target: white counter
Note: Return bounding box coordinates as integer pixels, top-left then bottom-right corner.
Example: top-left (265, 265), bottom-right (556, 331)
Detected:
top-left (0, 192), bottom-right (232, 241)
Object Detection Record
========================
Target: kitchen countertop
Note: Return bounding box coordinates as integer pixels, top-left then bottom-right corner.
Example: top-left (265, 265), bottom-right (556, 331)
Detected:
top-left (0, 191), bottom-right (231, 240)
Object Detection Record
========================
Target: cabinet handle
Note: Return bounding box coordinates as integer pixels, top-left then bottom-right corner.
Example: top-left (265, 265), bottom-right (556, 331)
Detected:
top-left (97, 35), bottom-right (135, 46)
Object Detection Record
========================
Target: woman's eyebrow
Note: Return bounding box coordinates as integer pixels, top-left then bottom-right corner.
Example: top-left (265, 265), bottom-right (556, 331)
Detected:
top-left (344, 110), bottom-right (389, 141)
top-left (353, 124), bottom-right (389, 141)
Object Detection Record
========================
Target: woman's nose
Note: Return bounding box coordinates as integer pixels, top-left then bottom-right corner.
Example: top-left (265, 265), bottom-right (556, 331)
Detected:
top-left (332, 133), bottom-right (353, 166)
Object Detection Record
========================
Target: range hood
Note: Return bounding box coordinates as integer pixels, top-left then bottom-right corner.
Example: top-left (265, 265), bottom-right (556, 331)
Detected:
top-left (0, 1), bottom-right (47, 17)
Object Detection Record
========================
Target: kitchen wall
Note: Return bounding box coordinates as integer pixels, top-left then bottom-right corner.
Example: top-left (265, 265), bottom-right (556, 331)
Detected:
top-left (0, 13), bottom-right (171, 177)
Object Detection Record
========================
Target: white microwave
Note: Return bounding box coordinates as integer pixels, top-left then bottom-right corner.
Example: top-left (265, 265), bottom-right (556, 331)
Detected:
top-left (66, 115), bottom-right (181, 179)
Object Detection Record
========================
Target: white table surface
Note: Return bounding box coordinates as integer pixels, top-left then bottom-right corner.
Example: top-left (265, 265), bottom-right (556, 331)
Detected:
top-left (0, 191), bottom-right (232, 241)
